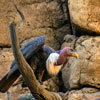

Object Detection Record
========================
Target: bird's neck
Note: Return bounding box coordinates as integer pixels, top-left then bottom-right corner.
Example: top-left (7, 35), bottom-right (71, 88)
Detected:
top-left (56, 51), bottom-right (68, 65)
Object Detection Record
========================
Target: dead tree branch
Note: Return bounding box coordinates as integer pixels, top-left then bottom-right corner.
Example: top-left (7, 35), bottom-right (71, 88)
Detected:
top-left (13, 2), bottom-right (24, 30)
top-left (9, 22), bottom-right (62, 100)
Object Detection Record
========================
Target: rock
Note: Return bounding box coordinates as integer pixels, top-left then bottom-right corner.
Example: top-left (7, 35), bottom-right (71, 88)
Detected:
top-left (64, 90), bottom-right (100, 100)
top-left (0, 48), bottom-right (14, 78)
top-left (81, 87), bottom-right (99, 93)
top-left (62, 35), bottom-right (100, 89)
top-left (67, 90), bottom-right (83, 100)
top-left (68, 0), bottom-right (100, 35)
top-left (61, 34), bottom-right (77, 48)
top-left (0, 0), bottom-right (70, 49)
top-left (14, 89), bottom-right (100, 100)
top-left (42, 77), bottom-right (60, 92)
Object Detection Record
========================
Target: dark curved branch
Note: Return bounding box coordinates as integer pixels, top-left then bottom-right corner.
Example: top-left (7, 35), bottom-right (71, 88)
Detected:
top-left (9, 22), bottom-right (43, 99)
top-left (13, 2), bottom-right (24, 30)
top-left (9, 22), bottom-right (62, 100)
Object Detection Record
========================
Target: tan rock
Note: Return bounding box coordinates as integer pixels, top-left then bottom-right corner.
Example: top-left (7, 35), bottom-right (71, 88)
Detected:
top-left (0, 48), bottom-right (14, 100)
top-left (67, 90), bottom-right (83, 100)
top-left (0, 0), bottom-right (69, 49)
top-left (61, 34), bottom-right (77, 48)
top-left (0, 48), bottom-right (14, 78)
top-left (81, 87), bottom-right (99, 93)
top-left (42, 77), bottom-right (59, 92)
top-left (62, 35), bottom-right (100, 89)
top-left (68, 0), bottom-right (100, 34)
top-left (64, 90), bottom-right (100, 100)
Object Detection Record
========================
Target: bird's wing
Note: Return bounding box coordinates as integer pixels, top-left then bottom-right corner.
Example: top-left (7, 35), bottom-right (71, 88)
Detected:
top-left (0, 36), bottom-right (46, 93)
top-left (33, 45), bottom-right (55, 81)
top-left (8, 36), bottom-right (46, 77)
top-left (43, 45), bottom-right (55, 57)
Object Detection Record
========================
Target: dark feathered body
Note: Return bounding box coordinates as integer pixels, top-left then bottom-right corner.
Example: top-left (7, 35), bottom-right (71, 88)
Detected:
top-left (0, 36), bottom-right (54, 93)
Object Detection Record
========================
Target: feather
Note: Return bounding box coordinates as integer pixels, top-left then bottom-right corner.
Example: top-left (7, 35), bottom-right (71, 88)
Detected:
top-left (46, 53), bottom-right (63, 76)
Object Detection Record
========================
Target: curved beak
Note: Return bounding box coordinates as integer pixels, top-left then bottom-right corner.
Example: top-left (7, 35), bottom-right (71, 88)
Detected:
top-left (71, 52), bottom-right (79, 58)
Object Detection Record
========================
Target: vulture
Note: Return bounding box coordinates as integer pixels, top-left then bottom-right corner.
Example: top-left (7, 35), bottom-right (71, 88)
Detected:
top-left (0, 35), bottom-right (78, 93)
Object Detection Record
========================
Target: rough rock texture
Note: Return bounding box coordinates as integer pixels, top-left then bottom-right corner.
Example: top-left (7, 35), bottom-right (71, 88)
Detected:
top-left (0, 48), bottom-right (14, 78)
top-left (68, 0), bottom-right (100, 34)
top-left (42, 77), bottom-right (60, 92)
top-left (64, 89), bottom-right (100, 100)
top-left (0, 84), bottom-right (30, 100)
top-left (0, 0), bottom-right (70, 49)
top-left (61, 34), bottom-right (77, 48)
top-left (15, 88), bottom-right (100, 100)
top-left (62, 35), bottom-right (100, 89)
top-left (16, 88), bottom-right (100, 100)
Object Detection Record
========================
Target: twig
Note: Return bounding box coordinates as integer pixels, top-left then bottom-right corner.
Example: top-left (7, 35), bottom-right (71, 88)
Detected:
top-left (10, 0), bottom-right (24, 30)
top-left (13, 2), bottom-right (24, 30)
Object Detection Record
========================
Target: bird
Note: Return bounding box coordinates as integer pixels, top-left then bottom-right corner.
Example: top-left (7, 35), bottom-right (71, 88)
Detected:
top-left (46, 47), bottom-right (78, 76)
top-left (0, 36), bottom-right (53, 93)
top-left (0, 36), bottom-right (78, 93)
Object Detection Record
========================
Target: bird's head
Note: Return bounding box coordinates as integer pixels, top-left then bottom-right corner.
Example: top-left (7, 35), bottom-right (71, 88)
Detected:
top-left (57, 47), bottom-right (78, 65)
top-left (62, 47), bottom-right (78, 58)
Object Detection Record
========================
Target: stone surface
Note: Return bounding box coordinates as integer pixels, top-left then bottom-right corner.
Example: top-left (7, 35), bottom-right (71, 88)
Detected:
top-left (62, 35), bottom-right (100, 89)
top-left (42, 77), bottom-right (60, 92)
top-left (61, 34), bottom-right (77, 48)
top-left (0, 83), bottom-right (30, 100)
top-left (0, 48), bottom-right (14, 78)
top-left (64, 90), bottom-right (100, 100)
top-left (0, 0), bottom-right (70, 49)
top-left (68, 0), bottom-right (100, 34)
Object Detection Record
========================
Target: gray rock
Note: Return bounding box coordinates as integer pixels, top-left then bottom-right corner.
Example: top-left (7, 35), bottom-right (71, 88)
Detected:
top-left (62, 35), bottom-right (100, 89)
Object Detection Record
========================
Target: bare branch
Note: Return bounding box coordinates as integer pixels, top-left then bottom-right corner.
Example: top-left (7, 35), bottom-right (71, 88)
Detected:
top-left (10, 0), bottom-right (24, 30)
top-left (9, 22), bottom-right (62, 100)
top-left (13, 2), bottom-right (24, 30)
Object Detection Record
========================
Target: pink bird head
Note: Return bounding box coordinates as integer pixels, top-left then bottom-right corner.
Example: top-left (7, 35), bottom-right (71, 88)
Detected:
top-left (56, 47), bottom-right (78, 65)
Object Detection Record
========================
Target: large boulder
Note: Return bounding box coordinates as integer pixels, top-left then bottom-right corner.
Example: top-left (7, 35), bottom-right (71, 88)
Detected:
top-left (62, 35), bottom-right (100, 89)
top-left (0, 0), bottom-right (70, 49)
top-left (64, 89), bottom-right (100, 100)
top-left (68, 0), bottom-right (100, 34)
